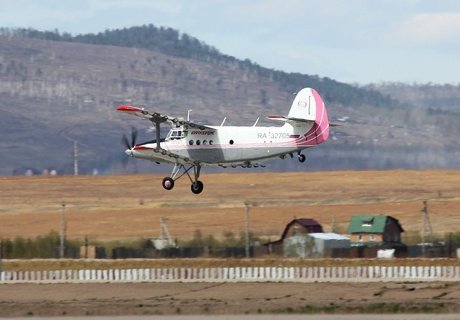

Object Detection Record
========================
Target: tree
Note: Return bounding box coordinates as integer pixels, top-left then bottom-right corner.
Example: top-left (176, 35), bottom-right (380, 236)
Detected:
top-left (12, 237), bottom-right (27, 258)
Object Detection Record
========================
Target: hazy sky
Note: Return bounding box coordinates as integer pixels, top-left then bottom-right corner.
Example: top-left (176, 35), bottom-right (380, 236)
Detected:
top-left (1, 0), bottom-right (459, 84)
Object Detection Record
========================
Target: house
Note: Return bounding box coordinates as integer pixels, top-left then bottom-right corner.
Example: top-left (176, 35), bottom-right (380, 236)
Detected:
top-left (347, 214), bottom-right (404, 247)
top-left (282, 218), bottom-right (324, 237)
top-left (265, 218), bottom-right (324, 255)
top-left (284, 232), bottom-right (350, 258)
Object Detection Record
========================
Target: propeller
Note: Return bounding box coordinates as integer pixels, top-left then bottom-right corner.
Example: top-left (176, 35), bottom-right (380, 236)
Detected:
top-left (121, 127), bottom-right (138, 151)
top-left (121, 127), bottom-right (139, 172)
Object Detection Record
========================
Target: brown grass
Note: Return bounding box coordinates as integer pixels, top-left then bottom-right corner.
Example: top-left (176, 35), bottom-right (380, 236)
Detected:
top-left (3, 257), bottom-right (460, 272)
top-left (0, 170), bottom-right (459, 241)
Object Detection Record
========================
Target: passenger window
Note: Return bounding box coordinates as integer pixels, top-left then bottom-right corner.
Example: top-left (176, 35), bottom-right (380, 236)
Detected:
top-left (189, 140), bottom-right (194, 145)
top-left (203, 140), bottom-right (207, 145)
top-left (229, 140), bottom-right (234, 145)
top-left (196, 140), bottom-right (201, 145)
top-left (209, 140), bottom-right (213, 145)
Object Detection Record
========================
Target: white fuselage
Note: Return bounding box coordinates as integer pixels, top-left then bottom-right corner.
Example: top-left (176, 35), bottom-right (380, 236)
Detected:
top-left (131, 121), bottom-right (316, 167)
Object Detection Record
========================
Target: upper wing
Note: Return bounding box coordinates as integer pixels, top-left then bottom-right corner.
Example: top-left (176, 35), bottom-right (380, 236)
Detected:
top-left (117, 105), bottom-right (215, 131)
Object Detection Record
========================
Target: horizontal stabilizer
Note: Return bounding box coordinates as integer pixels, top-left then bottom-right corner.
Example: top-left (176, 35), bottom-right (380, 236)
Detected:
top-left (267, 115), bottom-right (314, 123)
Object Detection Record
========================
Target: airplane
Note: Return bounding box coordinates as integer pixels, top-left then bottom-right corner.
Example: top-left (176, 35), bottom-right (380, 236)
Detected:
top-left (117, 87), bottom-right (330, 194)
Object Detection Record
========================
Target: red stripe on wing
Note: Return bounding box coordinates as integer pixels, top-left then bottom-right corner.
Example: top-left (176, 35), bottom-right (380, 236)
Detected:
top-left (117, 105), bottom-right (143, 112)
top-left (133, 145), bottom-right (153, 150)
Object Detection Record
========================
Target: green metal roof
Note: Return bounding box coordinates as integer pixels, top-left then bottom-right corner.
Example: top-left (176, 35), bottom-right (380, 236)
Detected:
top-left (347, 215), bottom-right (388, 233)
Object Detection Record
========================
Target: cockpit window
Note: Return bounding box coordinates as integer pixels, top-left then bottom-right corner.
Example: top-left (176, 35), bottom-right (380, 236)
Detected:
top-left (167, 130), bottom-right (186, 140)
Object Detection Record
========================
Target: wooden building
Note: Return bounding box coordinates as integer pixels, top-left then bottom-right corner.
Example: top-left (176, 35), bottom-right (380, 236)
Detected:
top-left (347, 215), bottom-right (404, 247)
top-left (265, 218), bottom-right (324, 255)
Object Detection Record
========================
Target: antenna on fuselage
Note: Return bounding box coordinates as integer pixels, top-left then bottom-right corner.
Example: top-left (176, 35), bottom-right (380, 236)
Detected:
top-left (187, 109), bottom-right (192, 121)
top-left (252, 117), bottom-right (260, 127)
top-left (220, 117), bottom-right (227, 127)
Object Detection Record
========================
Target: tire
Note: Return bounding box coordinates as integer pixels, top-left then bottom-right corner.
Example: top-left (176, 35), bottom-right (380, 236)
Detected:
top-left (298, 154), bottom-right (306, 163)
top-left (191, 181), bottom-right (204, 194)
top-left (162, 177), bottom-right (175, 190)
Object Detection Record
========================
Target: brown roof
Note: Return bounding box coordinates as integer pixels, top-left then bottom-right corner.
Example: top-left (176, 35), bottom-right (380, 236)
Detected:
top-left (265, 218), bottom-right (324, 246)
top-left (281, 218), bottom-right (324, 237)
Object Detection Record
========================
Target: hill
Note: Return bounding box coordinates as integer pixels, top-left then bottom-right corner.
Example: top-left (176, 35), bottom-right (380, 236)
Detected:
top-left (0, 26), bottom-right (399, 107)
top-left (0, 26), bottom-right (459, 175)
top-left (368, 82), bottom-right (460, 110)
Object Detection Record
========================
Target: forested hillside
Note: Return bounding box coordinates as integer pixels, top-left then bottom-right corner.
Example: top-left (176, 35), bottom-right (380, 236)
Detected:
top-left (0, 25), bottom-right (458, 175)
top-left (2, 26), bottom-right (396, 107)
top-left (368, 82), bottom-right (460, 110)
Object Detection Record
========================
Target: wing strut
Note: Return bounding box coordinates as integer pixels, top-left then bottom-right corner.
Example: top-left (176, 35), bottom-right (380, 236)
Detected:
top-left (154, 120), bottom-right (161, 151)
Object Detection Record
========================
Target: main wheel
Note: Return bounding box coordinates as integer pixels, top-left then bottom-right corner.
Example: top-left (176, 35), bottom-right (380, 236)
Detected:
top-left (162, 177), bottom-right (175, 190)
top-left (191, 180), bottom-right (204, 194)
top-left (298, 154), bottom-right (306, 163)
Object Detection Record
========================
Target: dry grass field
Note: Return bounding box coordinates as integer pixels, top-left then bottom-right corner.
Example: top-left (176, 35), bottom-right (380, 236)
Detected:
top-left (1, 170), bottom-right (460, 317)
top-left (0, 170), bottom-right (459, 241)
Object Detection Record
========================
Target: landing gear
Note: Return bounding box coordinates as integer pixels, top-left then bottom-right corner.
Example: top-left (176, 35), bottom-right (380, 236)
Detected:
top-left (162, 177), bottom-right (174, 190)
top-left (191, 181), bottom-right (204, 194)
top-left (161, 163), bottom-right (204, 194)
top-left (298, 153), bottom-right (306, 163)
top-left (190, 164), bottom-right (204, 194)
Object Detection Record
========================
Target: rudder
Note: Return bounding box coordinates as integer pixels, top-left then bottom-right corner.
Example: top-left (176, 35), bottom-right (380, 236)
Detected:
top-left (290, 88), bottom-right (330, 145)
top-left (288, 88), bottom-right (317, 121)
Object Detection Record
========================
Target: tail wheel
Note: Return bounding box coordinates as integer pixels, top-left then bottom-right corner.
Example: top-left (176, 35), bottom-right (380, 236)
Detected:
top-left (191, 181), bottom-right (204, 194)
top-left (298, 154), bottom-right (306, 163)
top-left (162, 177), bottom-right (175, 190)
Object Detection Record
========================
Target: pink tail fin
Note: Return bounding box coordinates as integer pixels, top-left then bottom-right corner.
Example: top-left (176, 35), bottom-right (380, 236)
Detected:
top-left (298, 88), bottom-right (330, 145)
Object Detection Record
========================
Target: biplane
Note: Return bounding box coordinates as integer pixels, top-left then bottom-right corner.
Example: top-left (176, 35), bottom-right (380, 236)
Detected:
top-left (117, 87), bottom-right (330, 194)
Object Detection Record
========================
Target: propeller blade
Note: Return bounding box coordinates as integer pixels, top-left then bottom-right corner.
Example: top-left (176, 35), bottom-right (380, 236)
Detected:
top-left (121, 134), bottom-right (131, 149)
top-left (121, 127), bottom-right (139, 172)
top-left (122, 127), bottom-right (138, 150)
top-left (130, 127), bottom-right (138, 148)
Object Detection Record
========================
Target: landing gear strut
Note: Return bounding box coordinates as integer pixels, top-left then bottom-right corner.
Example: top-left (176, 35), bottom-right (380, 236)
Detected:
top-left (162, 163), bottom-right (204, 194)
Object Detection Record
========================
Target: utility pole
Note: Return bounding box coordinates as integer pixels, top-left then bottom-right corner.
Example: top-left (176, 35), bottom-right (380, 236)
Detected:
top-left (73, 141), bottom-right (79, 176)
top-left (84, 235), bottom-right (88, 259)
top-left (60, 201), bottom-right (66, 258)
top-left (0, 238), bottom-right (3, 274)
top-left (244, 201), bottom-right (251, 258)
top-left (421, 200), bottom-right (433, 257)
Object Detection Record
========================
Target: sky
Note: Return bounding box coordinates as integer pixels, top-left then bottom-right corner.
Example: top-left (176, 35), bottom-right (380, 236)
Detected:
top-left (1, 0), bottom-right (460, 84)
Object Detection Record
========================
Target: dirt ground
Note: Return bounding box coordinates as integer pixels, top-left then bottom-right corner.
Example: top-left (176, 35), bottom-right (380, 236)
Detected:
top-left (0, 281), bottom-right (459, 316)
top-left (0, 170), bottom-right (459, 241)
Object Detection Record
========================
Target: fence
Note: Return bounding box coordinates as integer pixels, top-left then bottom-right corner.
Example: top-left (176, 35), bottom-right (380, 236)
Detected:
top-left (1, 265), bottom-right (460, 284)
